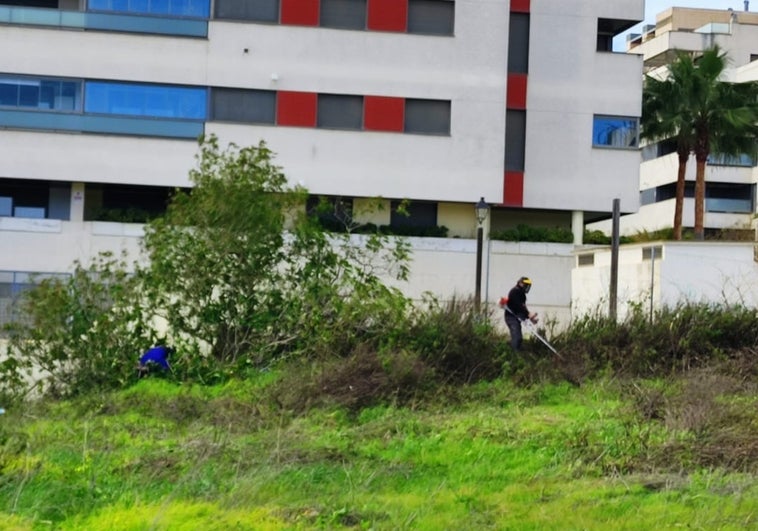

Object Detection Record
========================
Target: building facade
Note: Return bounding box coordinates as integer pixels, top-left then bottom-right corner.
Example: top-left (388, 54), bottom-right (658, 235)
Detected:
top-left (592, 6), bottom-right (758, 238)
top-left (0, 0), bottom-right (643, 321)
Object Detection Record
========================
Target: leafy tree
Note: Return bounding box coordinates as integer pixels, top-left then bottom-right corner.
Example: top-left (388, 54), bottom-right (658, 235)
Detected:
top-left (142, 135), bottom-right (411, 368)
top-left (642, 46), bottom-right (758, 240)
top-left (1, 252), bottom-right (153, 400)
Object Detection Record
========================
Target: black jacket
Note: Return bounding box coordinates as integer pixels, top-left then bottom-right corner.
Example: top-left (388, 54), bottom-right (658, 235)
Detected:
top-left (506, 284), bottom-right (529, 320)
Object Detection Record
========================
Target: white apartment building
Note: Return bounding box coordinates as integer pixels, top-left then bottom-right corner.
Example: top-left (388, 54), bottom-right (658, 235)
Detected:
top-left (0, 0), bottom-right (643, 322)
top-left (593, 5), bottom-right (758, 237)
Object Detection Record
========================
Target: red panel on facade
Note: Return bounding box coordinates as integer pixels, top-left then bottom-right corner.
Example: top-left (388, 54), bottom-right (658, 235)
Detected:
top-left (364, 96), bottom-right (405, 132)
top-left (276, 91), bottom-right (318, 127)
top-left (510, 0), bottom-right (530, 13)
top-left (506, 73), bottom-right (527, 109)
top-left (367, 0), bottom-right (408, 32)
top-left (503, 171), bottom-right (524, 207)
top-left (280, 0), bottom-right (320, 26)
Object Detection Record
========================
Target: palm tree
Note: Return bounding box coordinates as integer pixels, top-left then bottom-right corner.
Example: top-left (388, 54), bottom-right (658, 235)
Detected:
top-left (641, 46), bottom-right (758, 240)
top-left (642, 59), bottom-right (695, 240)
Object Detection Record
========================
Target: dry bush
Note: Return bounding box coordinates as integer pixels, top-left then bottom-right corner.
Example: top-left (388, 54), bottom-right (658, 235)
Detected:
top-left (269, 345), bottom-right (433, 414)
top-left (629, 363), bottom-right (758, 473)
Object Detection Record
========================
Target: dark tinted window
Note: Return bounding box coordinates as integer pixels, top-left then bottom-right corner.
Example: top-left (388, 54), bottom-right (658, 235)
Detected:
top-left (404, 99), bottom-right (450, 135)
top-left (407, 0), bottom-right (454, 35)
top-left (508, 13), bottom-right (529, 73)
top-left (320, 0), bottom-right (366, 30)
top-left (505, 110), bottom-right (526, 171)
top-left (214, 0), bottom-right (279, 22)
top-left (0, 76), bottom-right (81, 111)
top-left (211, 88), bottom-right (276, 124)
top-left (390, 200), bottom-right (437, 228)
top-left (317, 94), bottom-right (363, 130)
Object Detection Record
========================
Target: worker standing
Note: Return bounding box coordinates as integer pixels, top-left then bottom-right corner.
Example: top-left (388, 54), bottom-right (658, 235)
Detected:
top-left (500, 276), bottom-right (538, 351)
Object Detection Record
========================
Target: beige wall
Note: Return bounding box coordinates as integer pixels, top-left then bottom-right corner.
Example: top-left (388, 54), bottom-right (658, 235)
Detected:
top-left (656, 7), bottom-right (758, 34)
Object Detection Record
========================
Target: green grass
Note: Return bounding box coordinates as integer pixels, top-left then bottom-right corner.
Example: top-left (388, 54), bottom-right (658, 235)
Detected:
top-left (0, 377), bottom-right (756, 530)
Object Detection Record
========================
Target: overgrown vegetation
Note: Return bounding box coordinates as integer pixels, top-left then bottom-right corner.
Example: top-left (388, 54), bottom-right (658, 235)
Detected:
top-left (1, 136), bottom-right (414, 400)
top-left (0, 369), bottom-right (757, 529)
top-left (1, 137), bottom-right (757, 528)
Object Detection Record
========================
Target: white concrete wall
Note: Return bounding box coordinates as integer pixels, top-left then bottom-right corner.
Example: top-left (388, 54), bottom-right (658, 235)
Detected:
top-left (0, 221), bottom-right (575, 327)
top-left (642, 153), bottom-right (755, 189)
top-left (588, 197), bottom-right (754, 236)
top-left (659, 243), bottom-right (758, 306)
top-left (573, 241), bottom-right (758, 321)
top-left (0, 131), bottom-right (197, 187)
top-left (0, 220), bottom-right (144, 273)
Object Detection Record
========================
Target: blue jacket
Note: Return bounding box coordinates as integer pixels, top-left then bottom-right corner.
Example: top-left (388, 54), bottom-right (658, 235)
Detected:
top-left (139, 346), bottom-right (171, 370)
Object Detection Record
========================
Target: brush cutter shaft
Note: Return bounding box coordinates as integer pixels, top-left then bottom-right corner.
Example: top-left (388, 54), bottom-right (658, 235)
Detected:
top-left (504, 305), bottom-right (563, 358)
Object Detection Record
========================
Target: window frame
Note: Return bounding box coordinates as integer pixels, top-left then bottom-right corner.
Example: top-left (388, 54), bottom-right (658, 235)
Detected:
top-left (407, 0), bottom-right (454, 36)
top-left (404, 98), bottom-right (451, 135)
top-left (592, 114), bottom-right (639, 149)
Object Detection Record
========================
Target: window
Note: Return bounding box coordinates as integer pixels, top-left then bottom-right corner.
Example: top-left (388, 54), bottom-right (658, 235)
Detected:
top-left (404, 99), bottom-right (450, 135)
top-left (317, 94), bottom-right (363, 129)
top-left (0, 76), bottom-right (81, 112)
top-left (642, 246), bottom-right (662, 260)
top-left (306, 195), bottom-right (353, 231)
top-left (0, 0), bottom-right (57, 6)
top-left (641, 138), bottom-right (677, 161)
top-left (706, 183), bottom-right (754, 213)
top-left (214, 0), bottom-right (279, 22)
top-left (505, 110), bottom-right (526, 171)
top-left (407, 0), bottom-right (454, 36)
top-left (577, 254), bottom-right (594, 267)
top-left (211, 88), bottom-right (276, 124)
top-left (508, 13), bottom-right (529, 73)
top-left (640, 187), bottom-right (656, 206)
top-left (0, 178), bottom-right (69, 220)
top-left (596, 33), bottom-right (613, 52)
top-left (85, 183), bottom-right (178, 222)
top-left (13, 206), bottom-right (45, 218)
top-left (592, 115), bottom-right (638, 149)
top-left (390, 200), bottom-right (437, 229)
top-left (708, 152), bottom-right (755, 167)
top-left (320, 0), bottom-right (366, 30)
top-left (88, 0), bottom-right (210, 18)
top-left (0, 197), bottom-right (11, 217)
top-left (84, 81), bottom-right (207, 119)
top-left (597, 17), bottom-right (636, 52)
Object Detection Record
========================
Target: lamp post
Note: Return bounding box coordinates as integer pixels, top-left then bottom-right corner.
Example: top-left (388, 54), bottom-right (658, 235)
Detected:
top-left (474, 197), bottom-right (490, 311)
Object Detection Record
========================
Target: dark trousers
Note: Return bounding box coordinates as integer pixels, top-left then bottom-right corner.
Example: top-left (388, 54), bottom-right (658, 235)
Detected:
top-left (505, 314), bottom-right (523, 351)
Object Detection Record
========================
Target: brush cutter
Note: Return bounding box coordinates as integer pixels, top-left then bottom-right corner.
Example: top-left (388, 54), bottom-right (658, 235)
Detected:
top-left (502, 304), bottom-right (563, 359)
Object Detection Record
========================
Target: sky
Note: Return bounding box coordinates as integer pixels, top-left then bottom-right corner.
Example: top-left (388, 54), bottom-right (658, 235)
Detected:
top-left (613, 0), bottom-right (750, 50)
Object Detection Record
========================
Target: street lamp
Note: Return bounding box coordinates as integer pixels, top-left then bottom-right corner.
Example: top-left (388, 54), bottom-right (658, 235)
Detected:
top-left (474, 197), bottom-right (490, 310)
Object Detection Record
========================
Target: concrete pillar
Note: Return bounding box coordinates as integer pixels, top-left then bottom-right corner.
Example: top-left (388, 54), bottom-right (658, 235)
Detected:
top-left (572, 210), bottom-right (583, 245)
top-left (70, 182), bottom-right (85, 223)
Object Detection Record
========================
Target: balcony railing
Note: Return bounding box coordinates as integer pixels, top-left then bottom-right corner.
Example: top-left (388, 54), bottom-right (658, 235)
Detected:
top-left (0, 6), bottom-right (207, 37)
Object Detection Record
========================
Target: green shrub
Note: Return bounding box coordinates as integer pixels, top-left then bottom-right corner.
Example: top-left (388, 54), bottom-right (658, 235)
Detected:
top-left (399, 297), bottom-right (510, 384)
top-left (491, 224), bottom-right (573, 243)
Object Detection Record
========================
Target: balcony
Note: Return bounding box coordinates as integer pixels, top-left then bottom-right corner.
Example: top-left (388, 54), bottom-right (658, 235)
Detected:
top-left (0, 2), bottom-right (208, 37)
